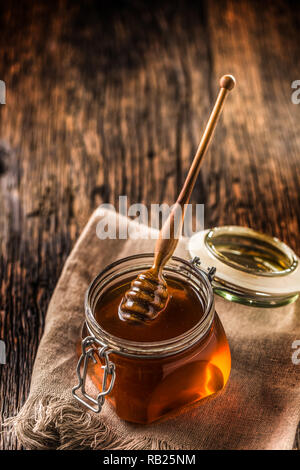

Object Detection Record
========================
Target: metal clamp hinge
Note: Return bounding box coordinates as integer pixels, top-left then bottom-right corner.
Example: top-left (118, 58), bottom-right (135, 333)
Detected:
top-left (72, 336), bottom-right (116, 413)
top-left (191, 256), bottom-right (216, 283)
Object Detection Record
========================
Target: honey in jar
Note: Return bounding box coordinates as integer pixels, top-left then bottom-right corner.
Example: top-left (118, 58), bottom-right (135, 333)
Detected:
top-left (73, 254), bottom-right (231, 424)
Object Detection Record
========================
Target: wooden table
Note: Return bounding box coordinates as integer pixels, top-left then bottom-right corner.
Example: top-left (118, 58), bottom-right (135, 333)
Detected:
top-left (0, 0), bottom-right (299, 449)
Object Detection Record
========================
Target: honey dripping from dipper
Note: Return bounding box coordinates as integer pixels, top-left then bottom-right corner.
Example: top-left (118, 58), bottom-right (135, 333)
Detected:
top-left (119, 75), bottom-right (236, 325)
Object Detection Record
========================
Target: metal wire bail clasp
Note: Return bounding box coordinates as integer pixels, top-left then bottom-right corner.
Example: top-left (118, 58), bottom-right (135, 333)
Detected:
top-left (72, 335), bottom-right (116, 413)
top-left (191, 256), bottom-right (216, 283)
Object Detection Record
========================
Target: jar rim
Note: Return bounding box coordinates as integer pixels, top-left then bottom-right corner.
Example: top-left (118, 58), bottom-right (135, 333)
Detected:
top-left (84, 253), bottom-right (215, 358)
top-left (205, 226), bottom-right (298, 277)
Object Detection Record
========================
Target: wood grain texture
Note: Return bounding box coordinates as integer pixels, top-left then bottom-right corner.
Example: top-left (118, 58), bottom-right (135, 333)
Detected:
top-left (0, 0), bottom-right (299, 449)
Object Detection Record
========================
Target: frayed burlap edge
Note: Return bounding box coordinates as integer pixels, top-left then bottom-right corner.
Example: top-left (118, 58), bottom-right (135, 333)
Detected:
top-left (3, 396), bottom-right (181, 450)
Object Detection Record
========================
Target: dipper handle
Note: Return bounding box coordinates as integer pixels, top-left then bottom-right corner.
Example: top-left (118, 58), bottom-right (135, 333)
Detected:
top-left (153, 75), bottom-right (236, 272)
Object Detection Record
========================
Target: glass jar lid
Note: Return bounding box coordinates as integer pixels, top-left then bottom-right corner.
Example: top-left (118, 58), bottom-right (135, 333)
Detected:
top-left (188, 226), bottom-right (300, 307)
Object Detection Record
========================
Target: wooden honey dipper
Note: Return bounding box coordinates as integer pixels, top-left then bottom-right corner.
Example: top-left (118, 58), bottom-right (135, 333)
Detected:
top-left (119, 75), bottom-right (236, 323)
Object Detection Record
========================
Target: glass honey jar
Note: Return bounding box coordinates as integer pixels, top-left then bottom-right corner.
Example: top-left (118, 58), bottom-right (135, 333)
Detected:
top-left (72, 254), bottom-right (231, 424)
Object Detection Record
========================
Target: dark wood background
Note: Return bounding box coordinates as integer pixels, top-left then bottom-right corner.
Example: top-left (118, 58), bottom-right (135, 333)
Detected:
top-left (0, 0), bottom-right (299, 450)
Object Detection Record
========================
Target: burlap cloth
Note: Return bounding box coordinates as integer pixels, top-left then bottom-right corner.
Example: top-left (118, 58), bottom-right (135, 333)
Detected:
top-left (7, 208), bottom-right (300, 450)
